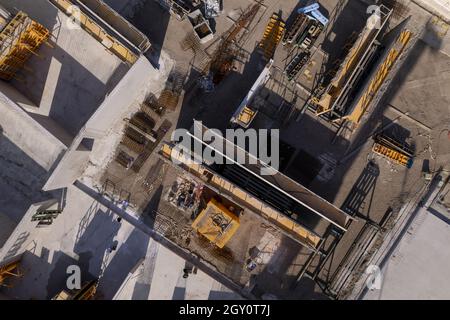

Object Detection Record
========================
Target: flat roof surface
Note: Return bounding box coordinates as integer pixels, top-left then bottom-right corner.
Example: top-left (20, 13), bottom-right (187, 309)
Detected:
top-left (1, 0), bottom-right (130, 135)
top-left (364, 198), bottom-right (450, 300)
top-left (113, 242), bottom-right (243, 300)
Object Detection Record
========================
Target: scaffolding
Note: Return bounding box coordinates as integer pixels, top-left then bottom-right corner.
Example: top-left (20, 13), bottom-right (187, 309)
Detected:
top-left (0, 11), bottom-right (49, 81)
top-left (208, 3), bottom-right (260, 84)
top-left (53, 280), bottom-right (98, 300)
top-left (310, 5), bottom-right (392, 121)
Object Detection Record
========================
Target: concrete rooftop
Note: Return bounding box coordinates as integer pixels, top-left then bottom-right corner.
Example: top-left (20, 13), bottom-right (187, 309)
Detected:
top-left (363, 175), bottom-right (450, 300)
top-left (1, 0), bottom-right (129, 138)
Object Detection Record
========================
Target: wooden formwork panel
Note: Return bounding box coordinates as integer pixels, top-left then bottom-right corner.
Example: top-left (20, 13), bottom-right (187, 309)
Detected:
top-left (0, 12), bottom-right (49, 80)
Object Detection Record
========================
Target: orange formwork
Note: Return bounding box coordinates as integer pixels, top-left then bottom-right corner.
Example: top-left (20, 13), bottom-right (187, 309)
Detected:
top-left (0, 257), bottom-right (22, 288)
top-left (0, 11), bottom-right (49, 81)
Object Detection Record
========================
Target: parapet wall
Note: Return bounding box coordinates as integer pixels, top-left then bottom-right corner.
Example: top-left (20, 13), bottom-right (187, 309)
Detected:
top-left (43, 54), bottom-right (174, 191)
top-left (0, 90), bottom-right (66, 171)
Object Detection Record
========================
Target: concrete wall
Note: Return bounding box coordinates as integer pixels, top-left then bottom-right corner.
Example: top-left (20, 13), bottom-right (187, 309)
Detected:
top-left (43, 55), bottom-right (173, 190)
top-left (85, 55), bottom-right (167, 136)
top-left (0, 91), bottom-right (67, 171)
top-left (0, 81), bottom-right (74, 147)
top-left (0, 214), bottom-right (16, 249)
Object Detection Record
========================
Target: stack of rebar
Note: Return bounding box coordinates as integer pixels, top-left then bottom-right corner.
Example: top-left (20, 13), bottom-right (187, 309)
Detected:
top-left (130, 112), bottom-right (155, 133)
top-left (209, 3), bottom-right (260, 84)
top-left (181, 31), bottom-right (211, 71)
top-left (157, 67), bottom-right (187, 111)
top-left (142, 94), bottom-right (165, 117)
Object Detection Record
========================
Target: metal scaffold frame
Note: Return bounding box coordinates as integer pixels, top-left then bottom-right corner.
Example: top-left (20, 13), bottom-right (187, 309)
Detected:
top-left (50, 0), bottom-right (139, 65)
top-left (208, 3), bottom-right (260, 84)
top-left (0, 11), bottom-right (50, 81)
top-left (310, 5), bottom-right (393, 122)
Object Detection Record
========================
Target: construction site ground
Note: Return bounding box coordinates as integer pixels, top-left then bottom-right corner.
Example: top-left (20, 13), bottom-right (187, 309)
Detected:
top-left (1, 0), bottom-right (130, 138)
top-left (3, 0), bottom-right (449, 300)
top-left (96, 0), bottom-right (450, 299)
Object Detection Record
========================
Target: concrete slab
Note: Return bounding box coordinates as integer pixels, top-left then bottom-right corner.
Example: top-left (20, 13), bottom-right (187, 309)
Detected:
top-left (364, 199), bottom-right (450, 299)
top-left (414, 0), bottom-right (450, 22)
top-left (1, 0), bottom-right (129, 136)
top-left (0, 184), bottom-right (145, 299)
top-left (148, 245), bottom-right (186, 300)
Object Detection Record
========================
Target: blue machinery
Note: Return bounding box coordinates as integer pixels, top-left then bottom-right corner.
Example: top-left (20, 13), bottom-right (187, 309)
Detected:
top-left (298, 2), bottom-right (329, 26)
